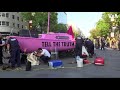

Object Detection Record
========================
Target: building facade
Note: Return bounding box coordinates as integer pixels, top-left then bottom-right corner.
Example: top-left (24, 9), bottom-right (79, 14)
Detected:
top-left (0, 12), bottom-right (67, 36)
top-left (0, 12), bottom-right (28, 36)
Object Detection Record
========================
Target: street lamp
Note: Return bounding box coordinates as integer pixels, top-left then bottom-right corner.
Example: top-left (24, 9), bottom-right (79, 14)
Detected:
top-left (108, 14), bottom-right (118, 37)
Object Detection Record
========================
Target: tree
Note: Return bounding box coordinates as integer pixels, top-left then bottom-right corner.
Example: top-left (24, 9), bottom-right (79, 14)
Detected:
top-left (54, 23), bottom-right (67, 33)
top-left (89, 28), bottom-right (100, 39)
top-left (89, 12), bottom-right (120, 39)
top-left (20, 12), bottom-right (58, 33)
top-left (96, 19), bottom-right (110, 37)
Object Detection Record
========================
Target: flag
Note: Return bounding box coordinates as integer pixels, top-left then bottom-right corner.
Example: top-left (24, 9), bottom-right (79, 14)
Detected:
top-left (67, 26), bottom-right (75, 39)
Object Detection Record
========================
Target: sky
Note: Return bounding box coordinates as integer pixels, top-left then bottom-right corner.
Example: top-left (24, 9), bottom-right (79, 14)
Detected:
top-left (66, 12), bottom-right (103, 37)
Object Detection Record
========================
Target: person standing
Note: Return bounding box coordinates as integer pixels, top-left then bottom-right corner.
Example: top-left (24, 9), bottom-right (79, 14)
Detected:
top-left (70, 36), bottom-right (84, 64)
top-left (96, 38), bottom-right (100, 49)
top-left (7, 37), bottom-right (21, 69)
top-left (0, 33), bottom-right (5, 65)
top-left (75, 36), bottom-right (84, 58)
top-left (101, 37), bottom-right (105, 50)
top-left (84, 38), bottom-right (94, 58)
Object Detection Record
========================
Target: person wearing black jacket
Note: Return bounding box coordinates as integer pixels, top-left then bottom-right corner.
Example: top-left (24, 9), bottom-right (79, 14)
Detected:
top-left (75, 36), bottom-right (84, 58)
top-left (84, 38), bottom-right (94, 58)
top-left (0, 34), bottom-right (5, 65)
top-left (7, 37), bottom-right (21, 69)
top-left (100, 37), bottom-right (105, 50)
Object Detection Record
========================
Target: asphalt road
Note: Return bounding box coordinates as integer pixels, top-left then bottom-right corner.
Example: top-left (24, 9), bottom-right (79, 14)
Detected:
top-left (0, 48), bottom-right (120, 78)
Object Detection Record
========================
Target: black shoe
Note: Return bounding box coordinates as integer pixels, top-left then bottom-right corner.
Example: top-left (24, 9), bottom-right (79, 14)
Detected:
top-left (26, 61), bottom-right (31, 71)
top-left (2, 64), bottom-right (11, 70)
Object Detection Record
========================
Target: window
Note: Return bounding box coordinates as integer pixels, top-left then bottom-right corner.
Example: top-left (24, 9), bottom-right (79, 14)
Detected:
top-left (2, 13), bottom-right (5, 17)
top-left (0, 21), bottom-right (1, 25)
top-left (0, 13), bottom-right (1, 17)
top-left (6, 22), bottom-right (9, 26)
top-left (17, 17), bottom-right (19, 21)
top-left (6, 13), bottom-right (9, 18)
top-left (21, 19), bottom-right (23, 22)
top-left (56, 36), bottom-right (69, 39)
top-left (12, 15), bottom-right (15, 19)
top-left (13, 23), bottom-right (15, 27)
top-left (22, 25), bottom-right (23, 28)
top-left (2, 21), bottom-right (5, 25)
top-left (17, 24), bottom-right (19, 28)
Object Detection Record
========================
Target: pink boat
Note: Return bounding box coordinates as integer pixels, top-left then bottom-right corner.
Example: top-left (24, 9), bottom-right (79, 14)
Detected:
top-left (7, 26), bottom-right (76, 53)
top-left (8, 33), bottom-right (75, 53)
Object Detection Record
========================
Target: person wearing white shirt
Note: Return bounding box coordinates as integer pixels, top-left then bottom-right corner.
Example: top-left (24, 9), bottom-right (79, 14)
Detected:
top-left (35, 48), bottom-right (51, 64)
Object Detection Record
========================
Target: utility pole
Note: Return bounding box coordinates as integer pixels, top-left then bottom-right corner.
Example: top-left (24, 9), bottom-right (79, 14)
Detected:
top-left (47, 12), bottom-right (50, 34)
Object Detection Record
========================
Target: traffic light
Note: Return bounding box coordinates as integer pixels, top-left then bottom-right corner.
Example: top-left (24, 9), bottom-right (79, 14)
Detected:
top-left (29, 20), bottom-right (32, 30)
top-left (112, 22), bottom-right (116, 26)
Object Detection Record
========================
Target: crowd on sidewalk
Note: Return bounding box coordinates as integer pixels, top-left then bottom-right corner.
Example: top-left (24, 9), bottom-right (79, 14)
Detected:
top-left (94, 36), bottom-right (120, 51)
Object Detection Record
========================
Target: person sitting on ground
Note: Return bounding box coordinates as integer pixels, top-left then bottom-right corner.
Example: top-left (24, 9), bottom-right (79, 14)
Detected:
top-left (35, 48), bottom-right (51, 64)
top-left (26, 51), bottom-right (39, 66)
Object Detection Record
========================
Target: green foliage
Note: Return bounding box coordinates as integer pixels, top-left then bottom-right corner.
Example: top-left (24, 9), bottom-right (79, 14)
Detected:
top-left (54, 23), bottom-right (67, 33)
top-left (90, 12), bottom-right (120, 39)
top-left (96, 19), bottom-right (110, 37)
top-left (21, 12), bottom-right (58, 33)
top-left (20, 12), bottom-right (33, 21)
top-left (90, 28), bottom-right (100, 39)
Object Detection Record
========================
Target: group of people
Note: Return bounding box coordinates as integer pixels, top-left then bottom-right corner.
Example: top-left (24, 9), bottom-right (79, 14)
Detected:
top-left (0, 33), bottom-right (95, 70)
top-left (0, 33), bottom-right (51, 70)
top-left (74, 36), bottom-right (94, 59)
top-left (95, 36), bottom-right (106, 50)
top-left (95, 36), bottom-right (120, 51)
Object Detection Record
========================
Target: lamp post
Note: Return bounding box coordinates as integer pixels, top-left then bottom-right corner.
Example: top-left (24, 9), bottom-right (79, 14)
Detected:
top-left (108, 14), bottom-right (118, 38)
